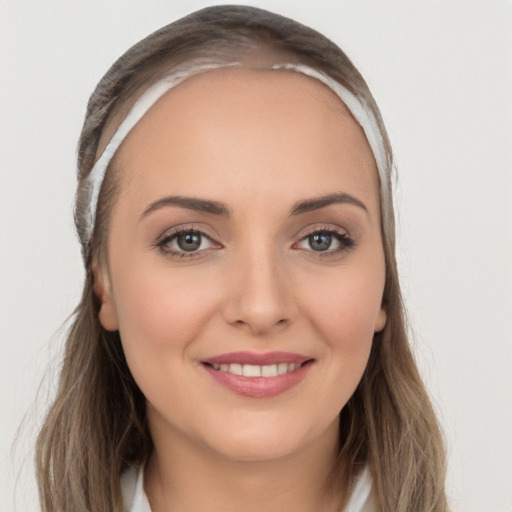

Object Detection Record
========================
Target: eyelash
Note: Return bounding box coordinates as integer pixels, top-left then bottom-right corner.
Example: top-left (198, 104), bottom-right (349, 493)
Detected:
top-left (294, 227), bottom-right (355, 257)
top-left (155, 227), bottom-right (219, 258)
top-left (154, 226), bottom-right (355, 259)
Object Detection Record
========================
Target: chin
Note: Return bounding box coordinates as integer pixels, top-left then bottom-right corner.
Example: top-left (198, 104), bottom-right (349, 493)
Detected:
top-left (208, 433), bottom-right (302, 463)
top-left (198, 413), bottom-right (336, 463)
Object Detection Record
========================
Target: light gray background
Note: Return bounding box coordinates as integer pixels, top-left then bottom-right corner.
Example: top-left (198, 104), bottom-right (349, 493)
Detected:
top-left (1, 1), bottom-right (511, 511)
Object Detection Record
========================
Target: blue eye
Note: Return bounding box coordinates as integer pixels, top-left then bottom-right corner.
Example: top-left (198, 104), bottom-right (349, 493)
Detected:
top-left (308, 232), bottom-right (332, 251)
top-left (157, 229), bottom-right (216, 256)
top-left (296, 229), bottom-right (354, 254)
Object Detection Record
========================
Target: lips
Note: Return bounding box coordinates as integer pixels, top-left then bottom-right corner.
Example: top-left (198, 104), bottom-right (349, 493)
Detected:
top-left (204, 351), bottom-right (310, 366)
top-left (201, 351), bottom-right (314, 398)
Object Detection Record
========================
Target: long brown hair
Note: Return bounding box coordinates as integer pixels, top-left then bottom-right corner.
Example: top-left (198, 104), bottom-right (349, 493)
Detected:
top-left (36, 5), bottom-right (448, 511)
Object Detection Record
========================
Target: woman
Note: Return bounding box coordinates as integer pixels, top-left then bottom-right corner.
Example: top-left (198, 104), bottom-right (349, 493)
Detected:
top-left (36, 5), bottom-right (448, 511)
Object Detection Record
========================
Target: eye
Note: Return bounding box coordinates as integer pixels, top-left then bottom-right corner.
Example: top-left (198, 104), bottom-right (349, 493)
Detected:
top-left (156, 228), bottom-right (219, 257)
top-left (294, 228), bottom-right (354, 255)
top-left (307, 232), bottom-right (333, 251)
top-left (174, 231), bottom-right (206, 252)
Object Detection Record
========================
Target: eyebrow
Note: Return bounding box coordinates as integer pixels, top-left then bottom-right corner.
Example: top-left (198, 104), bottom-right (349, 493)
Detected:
top-left (289, 193), bottom-right (368, 215)
top-left (141, 192), bottom-right (368, 220)
top-left (141, 196), bottom-right (230, 219)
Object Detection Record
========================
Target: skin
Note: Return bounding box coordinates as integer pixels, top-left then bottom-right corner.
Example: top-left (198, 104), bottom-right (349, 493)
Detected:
top-left (95, 69), bottom-right (386, 512)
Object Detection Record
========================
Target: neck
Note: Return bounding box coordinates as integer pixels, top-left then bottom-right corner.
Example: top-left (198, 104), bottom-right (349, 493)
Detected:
top-left (144, 420), bottom-right (345, 512)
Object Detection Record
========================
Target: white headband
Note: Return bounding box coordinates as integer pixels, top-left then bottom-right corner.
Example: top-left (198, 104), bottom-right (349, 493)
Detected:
top-left (84, 62), bottom-right (390, 244)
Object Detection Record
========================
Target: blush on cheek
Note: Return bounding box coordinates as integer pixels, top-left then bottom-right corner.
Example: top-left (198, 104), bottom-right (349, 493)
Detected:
top-left (308, 277), bottom-right (382, 341)
top-left (114, 270), bottom-right (220, 353)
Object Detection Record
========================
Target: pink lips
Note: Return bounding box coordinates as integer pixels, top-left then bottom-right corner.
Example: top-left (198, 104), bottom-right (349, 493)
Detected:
top-left (201, 351), bottom-right (314, 398)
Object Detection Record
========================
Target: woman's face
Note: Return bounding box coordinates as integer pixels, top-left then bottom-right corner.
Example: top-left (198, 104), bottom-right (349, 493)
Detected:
top-left (97, 69), bottom-right (387, 462)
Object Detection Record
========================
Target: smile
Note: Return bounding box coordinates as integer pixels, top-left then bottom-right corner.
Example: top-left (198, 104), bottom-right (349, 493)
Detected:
top-left (201, 352), bottom-right (314, 398)
top-left (207, 362), bottom-right (303, 377)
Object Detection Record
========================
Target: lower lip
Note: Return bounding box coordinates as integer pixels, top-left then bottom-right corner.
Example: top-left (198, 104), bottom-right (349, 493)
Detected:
top-left (202, 361), bottom-right (313, 398)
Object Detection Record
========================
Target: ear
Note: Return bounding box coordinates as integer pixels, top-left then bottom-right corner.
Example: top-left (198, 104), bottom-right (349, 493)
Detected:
top-left (93, 262), bottom-right (119, 331)
top-left (374, 307), bottom-right (387, 333)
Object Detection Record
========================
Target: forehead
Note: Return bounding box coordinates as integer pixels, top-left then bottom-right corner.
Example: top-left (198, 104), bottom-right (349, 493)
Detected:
top-left (112, 68), bottom-right (380, 211)
top-left (139, 67), bottom-right (359, 138)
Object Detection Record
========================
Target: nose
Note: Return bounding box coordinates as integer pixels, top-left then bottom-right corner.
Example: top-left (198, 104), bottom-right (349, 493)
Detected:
top-left (222, 245), bottom-right (297, 336)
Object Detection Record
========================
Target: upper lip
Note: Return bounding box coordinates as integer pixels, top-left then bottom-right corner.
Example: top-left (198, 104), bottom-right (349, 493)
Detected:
top-left (202, 351), bottom-right (312, 366)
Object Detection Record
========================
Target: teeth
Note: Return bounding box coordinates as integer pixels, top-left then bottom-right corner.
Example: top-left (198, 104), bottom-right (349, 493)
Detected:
top-left (277, 362), bottom-right (289, 375)
top-left (210, 362), bottom-right (302, 377)
top-left (261, 364), bottom-right (277, 377)
top-left (243, 364), bottom-right (261, 377)
top-left (230, 363), bottom-right (243, 376)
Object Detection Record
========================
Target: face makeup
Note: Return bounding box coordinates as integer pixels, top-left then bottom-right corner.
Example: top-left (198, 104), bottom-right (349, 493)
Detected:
top-left (201, 351), bottom-right (314, 398)
top-left (97, 68), bottom-right (386, 462)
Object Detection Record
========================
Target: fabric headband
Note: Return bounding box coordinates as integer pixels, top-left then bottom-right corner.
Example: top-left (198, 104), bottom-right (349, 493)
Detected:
top-left (83, 62), bottom-right (390, 244)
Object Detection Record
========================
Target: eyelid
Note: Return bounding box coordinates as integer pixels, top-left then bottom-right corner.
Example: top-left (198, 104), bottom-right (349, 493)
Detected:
top-left (154, 224), bottom-right (223, 258)
top-left (292, 225), bottom-right (355, 256)
top-left (293, 223), bottom-right (350, 241)
top-left (153, 223), bottom-right (354, 259)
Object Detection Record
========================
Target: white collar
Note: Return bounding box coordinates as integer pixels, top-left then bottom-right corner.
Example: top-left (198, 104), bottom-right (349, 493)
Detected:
top-left (121, 464), bottom-right (375, 512)
top-left (121, 465), bottom-right (151, 512)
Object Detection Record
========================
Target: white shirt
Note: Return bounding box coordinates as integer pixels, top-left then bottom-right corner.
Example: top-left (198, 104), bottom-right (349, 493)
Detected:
top-left (121, 465), bottom-right (375, 512)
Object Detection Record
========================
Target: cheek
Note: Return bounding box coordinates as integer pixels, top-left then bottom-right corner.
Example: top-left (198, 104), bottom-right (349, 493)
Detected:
top-left (309, 273), bottom-right (382, 335)
top-left (111, 265), bottom-right (219, 361)
top-left (300, 265), bottom-right (384, 370)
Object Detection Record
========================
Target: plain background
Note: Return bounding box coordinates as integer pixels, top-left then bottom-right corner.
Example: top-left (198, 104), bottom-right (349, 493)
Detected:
top-left (1, 1), bottom-right (511, 511)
